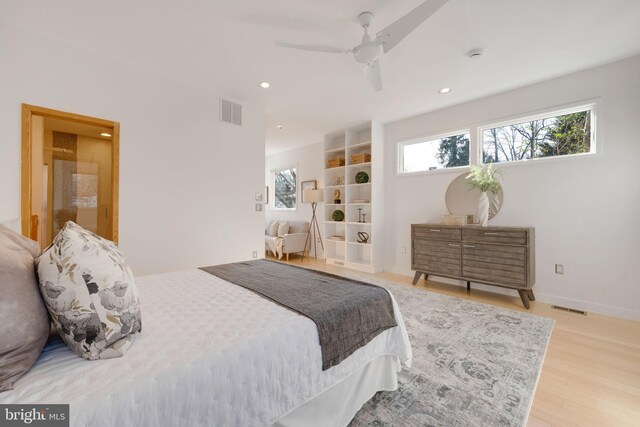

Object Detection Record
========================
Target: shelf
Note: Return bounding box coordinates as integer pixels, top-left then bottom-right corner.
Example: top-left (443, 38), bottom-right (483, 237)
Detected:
top-left (325, 147), bottom-right (346, 154)
top-left (325, 166), bottom-right (345, 171)
top-left (347, 162), bottom-right (371, 168)
top-left (345, 222), bottom-right (371, 225)
top-left (347, 242), bottom-right (371, 246)
top-left (324, 221), bottom-right (346, 224)
top-left (347, 183), bottom-right (371, 187)
top-left (326, 239), bottom-right (346, 244)
top-left (348, 203), bottom-right (371, 206)
top-left (324, 185), bottom-right (345, 189)
top-left (348, 141), bottom-right (371, 149)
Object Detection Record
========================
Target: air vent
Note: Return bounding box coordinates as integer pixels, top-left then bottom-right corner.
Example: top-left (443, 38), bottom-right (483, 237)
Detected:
top-left (551, 305), bottom-right (587, 315)
top-left (220, 99), bottom-right (242, 126)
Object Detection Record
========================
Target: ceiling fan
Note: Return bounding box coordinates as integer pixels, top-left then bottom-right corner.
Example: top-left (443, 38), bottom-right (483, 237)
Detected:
top-left (276, 0), bottom-right (450, 92)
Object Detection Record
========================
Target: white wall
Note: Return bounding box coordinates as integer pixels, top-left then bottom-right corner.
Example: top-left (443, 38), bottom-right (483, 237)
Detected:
top-left (384, 55), bottom-right (640, 320)
top-left (0, 23), bottom-right (266, 275)
top-left (265, 142), bottom-right (324, 257)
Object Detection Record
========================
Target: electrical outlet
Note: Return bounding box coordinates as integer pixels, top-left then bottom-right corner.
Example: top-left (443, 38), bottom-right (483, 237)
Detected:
top-left (255, 203), bottom-right (263, 212)
top-left (555, 264), bottom-right (564, 274)
top-left (401, 247), bottom-right (406, 254)
top-left (252, 251), bottom-right (258, 259)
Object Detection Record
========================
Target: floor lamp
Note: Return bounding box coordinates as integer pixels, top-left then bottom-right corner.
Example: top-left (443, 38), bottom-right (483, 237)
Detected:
top-left (302, 189), bottom-right (324, 261)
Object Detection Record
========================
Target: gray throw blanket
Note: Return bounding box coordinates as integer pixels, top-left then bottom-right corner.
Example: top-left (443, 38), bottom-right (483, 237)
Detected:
top-left (200, 260), bottom-right (397, 370)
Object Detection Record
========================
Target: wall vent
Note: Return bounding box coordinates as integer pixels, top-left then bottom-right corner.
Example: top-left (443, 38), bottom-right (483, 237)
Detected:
top-left (551, 305), bottom-right (587, 315)
top-left (220, 99), bottom-right (242, 126)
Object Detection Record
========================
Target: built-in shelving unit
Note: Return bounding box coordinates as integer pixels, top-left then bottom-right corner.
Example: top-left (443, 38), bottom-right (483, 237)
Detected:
top-left (323, 121), bottom-right (383, 273)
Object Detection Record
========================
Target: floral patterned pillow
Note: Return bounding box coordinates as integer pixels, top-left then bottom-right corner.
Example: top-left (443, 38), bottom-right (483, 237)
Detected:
top-left (36, 222), bottom-right (141, 360)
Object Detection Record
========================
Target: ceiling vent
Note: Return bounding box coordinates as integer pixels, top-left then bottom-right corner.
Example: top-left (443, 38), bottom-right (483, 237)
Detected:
top-left (220, 98), bottom-right (242, 126)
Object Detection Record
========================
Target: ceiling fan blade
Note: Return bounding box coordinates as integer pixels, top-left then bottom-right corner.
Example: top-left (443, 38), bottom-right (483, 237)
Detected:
top-left (275, 41), bottom-right (349, 54)
top-left (376, 0), bottom-right (449, 53)
top-left (364, 59), bottom-right (383, 92)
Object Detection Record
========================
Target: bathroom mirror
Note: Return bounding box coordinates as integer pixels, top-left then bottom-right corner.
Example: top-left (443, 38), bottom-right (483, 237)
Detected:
top-left (445, 172), bottom-right (503, 221)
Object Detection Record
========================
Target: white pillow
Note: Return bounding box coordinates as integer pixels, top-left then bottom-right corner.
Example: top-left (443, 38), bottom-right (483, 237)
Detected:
top-left (269, 221), bottom-right (279, 237)
top-left (277, 221), bottom-right (289, 237)
top-left (36, 222), bottom-right (141, 360)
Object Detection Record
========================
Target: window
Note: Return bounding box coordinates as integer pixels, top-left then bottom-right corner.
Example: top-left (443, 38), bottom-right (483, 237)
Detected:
top-left (399, 132), bottom-right (470, 173)
top-left (481, 106), bottom-right (593, 164)
top-left (273, 165), bottom-right (297, 209)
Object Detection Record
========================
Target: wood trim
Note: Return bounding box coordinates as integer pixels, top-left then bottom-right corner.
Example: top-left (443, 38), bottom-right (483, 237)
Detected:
top-left (21, 104), bottom-right (120, 244)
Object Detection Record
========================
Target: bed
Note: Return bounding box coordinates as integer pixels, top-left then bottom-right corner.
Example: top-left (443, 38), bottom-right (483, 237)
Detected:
top-left (0, 268), bottom-right (412, 426)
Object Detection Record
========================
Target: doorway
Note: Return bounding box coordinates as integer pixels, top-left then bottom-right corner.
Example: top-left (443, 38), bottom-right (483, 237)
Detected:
top-left (21, 104), bottom-right (120, 249)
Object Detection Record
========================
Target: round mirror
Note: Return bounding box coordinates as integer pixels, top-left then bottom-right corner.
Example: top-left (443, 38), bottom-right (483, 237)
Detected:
top-left (445, 173), bottom-right (503, 221)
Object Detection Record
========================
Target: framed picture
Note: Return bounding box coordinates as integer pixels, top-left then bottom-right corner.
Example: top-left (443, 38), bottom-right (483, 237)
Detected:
top-left (265, 186), bottom-right (269, 204)
top-left (300, 180), bottom-right (317, 203)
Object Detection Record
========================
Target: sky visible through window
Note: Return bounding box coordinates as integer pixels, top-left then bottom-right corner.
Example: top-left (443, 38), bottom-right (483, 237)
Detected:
top-left (402, 133), bottom-right (470, 173)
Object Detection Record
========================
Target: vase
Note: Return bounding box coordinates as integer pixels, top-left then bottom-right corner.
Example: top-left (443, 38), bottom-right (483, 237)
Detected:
top-left (478, 191), bottom-right (490, 227)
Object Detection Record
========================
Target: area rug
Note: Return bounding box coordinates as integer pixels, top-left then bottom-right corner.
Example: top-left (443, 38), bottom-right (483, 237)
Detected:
top-left (346, 276), bottom-right (554, 427)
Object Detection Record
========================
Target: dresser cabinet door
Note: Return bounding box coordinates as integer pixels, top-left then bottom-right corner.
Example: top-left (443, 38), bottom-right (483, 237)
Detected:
top-left (412, 239), bottom-right (462, 277)
top-left (462, 243), bottom-right (527, 287)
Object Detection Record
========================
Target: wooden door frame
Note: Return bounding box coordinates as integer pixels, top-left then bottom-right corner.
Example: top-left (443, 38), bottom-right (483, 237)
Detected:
top-left (21, 104), bottom-right (120, 243)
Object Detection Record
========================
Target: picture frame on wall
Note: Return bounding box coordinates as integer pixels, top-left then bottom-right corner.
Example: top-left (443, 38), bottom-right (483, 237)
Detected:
top-left (300, 180), bottom-right (317, 203)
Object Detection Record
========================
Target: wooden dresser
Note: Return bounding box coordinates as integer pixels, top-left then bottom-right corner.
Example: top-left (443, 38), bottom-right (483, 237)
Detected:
top-left (411, 224), bottom-right (536, 308)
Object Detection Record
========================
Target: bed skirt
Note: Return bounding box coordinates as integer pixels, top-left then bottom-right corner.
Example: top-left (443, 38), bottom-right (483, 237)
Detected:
top-left (273, 354), bottom-right (400, 427)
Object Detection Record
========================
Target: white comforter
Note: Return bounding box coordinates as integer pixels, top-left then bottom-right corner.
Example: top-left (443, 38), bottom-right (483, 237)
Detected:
top-left (1, 269), bottom-right (412, 427)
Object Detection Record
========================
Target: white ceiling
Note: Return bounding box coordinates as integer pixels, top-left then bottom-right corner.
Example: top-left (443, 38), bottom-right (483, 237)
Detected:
top-left (3, 0), bottom-right (640, 155)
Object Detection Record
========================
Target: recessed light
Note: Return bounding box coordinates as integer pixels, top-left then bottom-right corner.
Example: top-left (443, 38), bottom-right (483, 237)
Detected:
top-left (100, 132), bottom-right (112, 137)
top-left (439, 87), bottom-right (451, 94)
top-left (275, 125), bottom-right (284, 130)
top-left (259, 81), bottom-right (271, 89)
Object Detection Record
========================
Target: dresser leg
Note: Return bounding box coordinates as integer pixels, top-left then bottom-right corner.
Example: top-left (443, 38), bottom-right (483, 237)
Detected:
top-left (412, 271), bottom-right (423, 285)
top-left (518, 290), bottom-right (531, 309)
top-left (466, 281), bottom-right (471, 291)
top-left (526, 290), bottom-right (536, 301)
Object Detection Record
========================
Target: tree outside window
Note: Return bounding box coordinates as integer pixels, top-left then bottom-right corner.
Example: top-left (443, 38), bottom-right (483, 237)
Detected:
top-left (482, 110), bottom-right (591, 163)
top-left (273, 166), bottom-right (297, 209)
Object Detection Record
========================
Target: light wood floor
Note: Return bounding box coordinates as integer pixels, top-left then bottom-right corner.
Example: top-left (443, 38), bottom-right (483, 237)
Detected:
top-left (269, 254), bottom-right (640, 427)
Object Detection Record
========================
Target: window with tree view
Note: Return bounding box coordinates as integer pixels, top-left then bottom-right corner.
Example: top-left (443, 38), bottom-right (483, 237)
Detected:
top-left (400, 132), bottom-right (470, 173)
top-left (482, 108), bottom-right (593, 164)
top-left (273, 166), bottom-right (297, 209)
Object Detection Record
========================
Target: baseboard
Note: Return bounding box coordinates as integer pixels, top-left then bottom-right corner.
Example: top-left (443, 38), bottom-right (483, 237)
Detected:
top-left (386, 267), bottom-right (640, 321)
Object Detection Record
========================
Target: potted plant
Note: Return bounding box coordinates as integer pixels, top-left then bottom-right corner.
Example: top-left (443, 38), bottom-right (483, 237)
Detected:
top-left (466, 164), bottom-right (501, 226)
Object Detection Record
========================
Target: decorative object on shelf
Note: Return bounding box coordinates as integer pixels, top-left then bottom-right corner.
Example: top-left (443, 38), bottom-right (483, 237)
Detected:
top-left (300, 180), bottom-right (317, 203)
top-left (361, 213), bottom-right (367, 223)
top-left (441, 214), bottom-right (467, 226)
top-left (355, 171), bottom-right (369, 184)
top-left (351, 153), bottom-right (371, 164)
top-left (466, 164), bottom-right (502, 227)
top-left (335, 176), bottom-right (344, 185)
top-left (327, 158), bottom-right (345, 168)
top-left (446, 170), bottom-right (503, 227)
top-left (332, 210), bottom-right (345, 222)
top-left (357, 232), bottom-right (369, 244)
top-left (357, 208), bottom-right (363, 223)
top-left (301, 189), bottom-right (324, 261)
top-left (330, 235), bottom-right (345, 241)
top-left (333, 189), bottom-right (342, 204)
top-left (353, 199), bottom-right (369, 204)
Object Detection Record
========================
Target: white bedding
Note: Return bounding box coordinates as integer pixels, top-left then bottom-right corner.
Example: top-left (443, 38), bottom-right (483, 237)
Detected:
top-left (0, 269), bottom-right (412, 426)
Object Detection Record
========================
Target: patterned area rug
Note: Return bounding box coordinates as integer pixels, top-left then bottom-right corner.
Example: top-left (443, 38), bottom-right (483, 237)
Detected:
top-left (347, 277), bottom-right (554, 427)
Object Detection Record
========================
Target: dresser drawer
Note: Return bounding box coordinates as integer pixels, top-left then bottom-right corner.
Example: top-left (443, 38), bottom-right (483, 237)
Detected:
top-left (412, 239), bottom-right (461, 277)
top-left (462, 228), bottom-right (527, 245)
top-left (412, 226), bottom-right (461, 241)
top-left (462, 244), bottom-right (526, 286)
